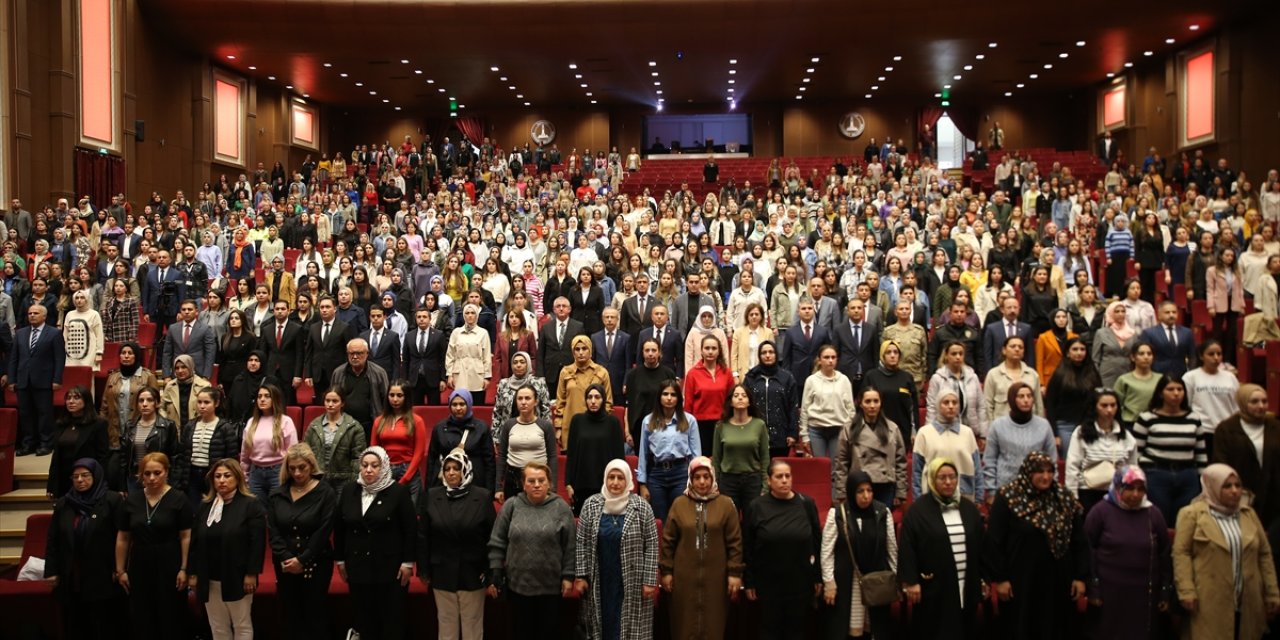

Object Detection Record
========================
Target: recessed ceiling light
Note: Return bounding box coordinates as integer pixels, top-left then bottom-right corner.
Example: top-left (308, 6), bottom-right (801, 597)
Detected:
top-left (944, 84), bottom-right (952, 89)
top-left (1016, 83), bottom-right (1025, 88)
top-left (459, 105), bottom-right (465, 109)
top-left (524, 102), bottom-right (531, 106)
top-left (954, 74), bottom-right (962, 80)
top-left (1124, 62), bottom-right (1133, 68)
top-left (656, 103), bottom-right (663, 111)
top-left (727, 88), bottom-right (734, 93)
top-left (382, 99), bottom-right (389, 103)
top-left (811, 57), bottom-right (820, 63)
top-left (267, 76), bottom-right (276, 80)
top-left (302, 93), bottom-right (309, 98)
top-left (802, 77), bottom-right (811, 83)
top-left (355, 82), bottom-right (363, 87)
top-left (656, 90), bottom-right (663, 94)
top-left (728, 79), bottom-right (735, 84)
top-left (586, 91), bottom-right (593, 96)
top-left (1107, 72), bottom-right (1115, 78)
top-left (340, 73), bottom-right (348, 78)
top-left (799, 87), bottom-right (807, 92)
top-left (568, 63), bottom-right (577, 69)
top-left (490, 66), bottom-right (499, 72)
top-left (1143, 50), bottom-right (1154, 56)
top-left (988, 42), bottom-right (998, 48)
top-left (369, 90), bottom-right (376, 95)
top-left (963, 65), bottom-right (973, 70)
top-left (590, 100), bottom-right (597, 104)
top-left (248, 66), bottom-right (256, 70)
top-left (934, 93), bottom-right (942, 98)
top-left (653, 81), bottom-right (660, 86)
top-left (651, 72), bottom-right (658, 77)
top-left (1166, 38), bottom-right (1176, 44)
top-left (884, 66), bottom-right (894, 72)
top-left (285, 84), bottom-right (292, 89)
top-left (499, 76), bottom-right (507, 81)
top-left (516, 94), bottom-right (523, 98)
top-left (648, 61), bottom-right (657, 66)
top-left (400, 59), bottom-right (409, 64)
top-left (1059, 53), bottom-right (1069, 58)
top-left (581, 83), bottom-right (588, 88)
top-left (1189, 24), bottom-right (1199, 31)
top-left (415, 70), bottom-right (423, 75)
top-left (795, 95), bottom-right (802, 100)
top-left (1077, 40), bottom-right (1086, 47)
top-left (729, 69), bottom-right (736, 75)
top-left (1044, 64), bottom-right (1053, 69)
top-left (448, 96), bottom-right (455, 101)
top-left (1029, 73), bottom-right (1038, 79)
top-left (323, 63), bottom-right (332, 68)
top-left (226, 55), bottom-right (235, 60)
top-left (893, 55), bottom-right (902, 61)
top-left (805, 68), bottom-right (815, 73)
top-left (865, 93), bottom-right (873, 99)
top-left (508, 85), bottom-right (516, 90)
top-left (1004, 91), bottom-right (1012, 97)
top-left (426, 79), bottom-right (434, 84)
top-left (975, 54), bottom-right (985, 60)
top-left (575, 74), bottom-right (583, 79)
top-left (438, 88), bottom-right (446, 93)
top-left (395, 106), bottom-right (401, 111)
top-left (729, 59), bottom-right (738, 64)
top-left (871, 85), bottom-right (879, 90)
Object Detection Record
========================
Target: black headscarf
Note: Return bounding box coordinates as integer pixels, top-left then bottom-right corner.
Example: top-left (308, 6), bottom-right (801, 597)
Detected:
top-left (1007, 382), bottom-right (1034, 425)
top-left (753, 340), bottom-right (779, 376)
top-left (66, 458), bottom-right (107, 535)
top-left (1050, 308), bottom-right (1070, 351)
top-left (843, 470), bottom-right (879, 567)
top-left (584, 383), bottom-right (608, 418)
top-left (118, 342), bottom-right (143, 378)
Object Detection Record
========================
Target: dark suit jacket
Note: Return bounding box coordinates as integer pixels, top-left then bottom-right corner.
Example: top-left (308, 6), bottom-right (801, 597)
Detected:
top-left (635, 324), bottom-right (684, 374)
top-left (669, 292), bottom-right (716, 335)
top-left (143, 266), bottom-right (185, 319)
top-left (334, 482), bottom-right (417, 585)
top-left (46, 491), bottom-right (124, 601)
top-left (537, 316), bottom-right (586, 391)
top-left (361, 328), bottom-right (402, 379)
top-left (981, 319), bottom-right (1033, 378)
top-left (416, 485), bottom-right (495, 592)
top-left (1139, 324), bottom-right (1196, 377)
top-left (1097, 137), bottom-right (1118, 163)
top-left (591, 329), bottom-right (632, 405)
top-left (403, 326), bottom-right (448, 388)
top-left (162, 319), bottom-right (218, 378)
top-left (191, 496), bottom-right (267, 604)
top-left (542, 276), bottom-right (577, 315)
top-left (258, 319), bottom-right (306, 382)
top-left (568, 285), bottom-right (606, 335)
top-left (619, 294), bottom-right (657, 341)
top-left (832, 318), bottom-right (881, 381)
top-left (781, 322), bottom-right (831, 383)
top-left (304, 319), bottom-right (356, 384)
top-left (8, 324), bottom-right (65, 388)
top-left (1213, 415), bottom-right (1280, 524)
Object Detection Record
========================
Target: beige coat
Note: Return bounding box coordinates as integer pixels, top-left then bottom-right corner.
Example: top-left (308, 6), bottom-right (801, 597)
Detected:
top-left (833, 417), bottom-right (907, 502)
top-left (444, 325), bottom-right (492, 392)
top-left (729, 325), bottom-right (775, 381)
top-left (554, 360), bottom-right (613, 448)
top-left (1173, 499), bottom-right (1280, 640)
top-left (99, 368), bottom-right (159, 447)
top-left (160, 375), bottom-right (212, 426)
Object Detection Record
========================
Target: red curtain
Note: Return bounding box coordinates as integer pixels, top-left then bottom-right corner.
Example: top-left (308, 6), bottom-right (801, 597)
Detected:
top-left (917, 107), bottom-right (945, 139)
top-left (947, 107), bottom-right (982, 144)
top-left (74, 148), bottom-right (126, 210)
top-left (454, 116), bottom-right (486, 144)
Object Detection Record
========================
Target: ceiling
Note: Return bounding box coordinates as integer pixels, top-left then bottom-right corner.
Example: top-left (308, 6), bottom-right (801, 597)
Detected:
top-left (138, 0), bottom-right (1259, 113)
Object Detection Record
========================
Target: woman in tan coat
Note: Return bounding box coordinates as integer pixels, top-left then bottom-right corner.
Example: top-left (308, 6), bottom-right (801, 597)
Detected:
top-left (160, 354), bottom-right (212, 427)
top-left (659, 456), bottom-right (744, 640)
top-left (1173, 463), bottom-right (1280, 640)
top-left (445, 303), bottom-right (493, 396)
top-left (729, 303), bottom-right (774, 381)
top-left (555, 335), bottom-right (613, 451)
top-left (99, 342), bottom-right (158, 447)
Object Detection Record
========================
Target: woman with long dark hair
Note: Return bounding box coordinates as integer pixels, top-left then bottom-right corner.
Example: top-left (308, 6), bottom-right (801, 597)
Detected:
top-left (636, 380), bottom-right (701, 522)
top-left (1045, 337), bottom-right (1103, 458)
top-left (370, 380), bottom-right (428, 504)
top-left (188, 459), bottom-right (266, 640)
top-left (494, 384), bottom-right (558, 504)
top-left (217, 309), bottom-right (257, 388)
top-left (712, 383), bottom-right (769, 511)
top-left (118, 387), bottom-right (179, 496)
top-left (1135, 375), bottom-right (1207, 521)
top-left (1065, 390), bottom-right (1139, 513)
top-left (1205, 247), bottom-right (1246, 363)
top-left (47, 386), bottom-right (109, 499)
top-left (834, 387), bottom-right (907, 508)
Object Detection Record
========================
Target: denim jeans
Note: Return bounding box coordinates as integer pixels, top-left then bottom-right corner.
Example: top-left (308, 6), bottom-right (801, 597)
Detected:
top-left (1143, 466), bottom-right (1201, 522)
top-left (1056, 421), bottom-right (1078, 460)
top-left (808, 426), bottom-right (841, 497)
top-left (392, 462), bottom-right (421, 506)
top-left (247, 464), bottom-right (281, 502)
top-left (644, 463), bottom-right (688, 523)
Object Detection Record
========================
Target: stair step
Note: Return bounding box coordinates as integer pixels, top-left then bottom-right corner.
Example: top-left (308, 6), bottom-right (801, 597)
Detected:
top-left (0, 488), bottom-right (54, 533)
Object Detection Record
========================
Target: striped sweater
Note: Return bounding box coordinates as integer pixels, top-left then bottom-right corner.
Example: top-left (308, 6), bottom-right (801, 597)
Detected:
top-left (1133, 411), bottom-right (1208, 467)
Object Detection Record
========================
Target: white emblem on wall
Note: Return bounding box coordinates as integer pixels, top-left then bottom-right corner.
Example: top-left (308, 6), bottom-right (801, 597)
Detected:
top-left (839, 112), bottom-right (866, 139)
top-left (530, 120), bottom-right (556, 145)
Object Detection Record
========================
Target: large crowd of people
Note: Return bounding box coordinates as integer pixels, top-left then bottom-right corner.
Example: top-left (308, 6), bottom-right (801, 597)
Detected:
top-left (4, 129), bottom-right (1280, 639)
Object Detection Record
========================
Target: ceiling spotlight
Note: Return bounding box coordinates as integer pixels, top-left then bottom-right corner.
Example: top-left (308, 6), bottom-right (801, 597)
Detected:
top-left (884, 66), bottom-right (894, 71)
top-left (728, 79), bottom-right (735, 84)
top-left (438, 88), bottom-right (446, 93)
top-left (581, 83), bottom-right (588, 88)
top-left (508, 85), bottom-right (516, 90)
top-left (893, 55), bottom-right (902, 61)
top-left (877, 76), bottom-right (886, 81)
top-left (1059, 53), bottom-right (1069, 58)
top-left (865, 93), bottom-right (873, 99)
top-left (1124, 61), bottom-right (1133, 67)
top-left (729, 69), bottom-right (736, 75)
top-left (382, 98), bottom-right (389, 103)
top-left (499, 76), bottom-right (507, 81)
top-left (954, 74), bottom-right (963, 80)
top-left (1044, 63), bottom-right (1053, 69)
top-left (426, 79), bottom-right (434, 84)
top-left (1004, 91), bottom-right (1013, 97)
top-left (414, 70), bottom-right (423, 75)
top-left (568, 63), bottom-right (577, 69)
top-left (799, 87), bottom-right (807, 92)
top-left (944, 84), bottom-right (952, 89)
top-left (323, 63), bottom-right (332, 68)
top-left (729, 100), bottom-right (736, 110)
top-left (302, 93), bottom-right (309, 98)
top-left (490, 66), bottom-right (499, 72)
top-left (811, 57), bottom-right (820, 63)
top-left (248, 66), bottom-right (256, 70)
top-left (1189, 24), bottom-right (1199, 31)
top-left (963, 65), bottom-right (973, 70)
top-left (988, 42), bottom-right (998, 48)
top-left (369, 90), bottom-right (376, 95)
top-left (975, 54), bottom-right (985, 60)
top-left (267, 75), bottom-right (276, 80)
top-left (400, 59), bottom-right (409, 64)
top-left (795, 95), bottom-right (802, 100)
top-left (226, 55), bottom-right (236, 60)
top-left (1106, 72), bottom-right (1115, 78)
top-left (340, 72), bottom-right (348, 77)
top-left (729, 59), bottom-right (738, 64)
top-left (1143, 50), bottom-right (1154, 56)
top-left (590, 100), bottom-right (597, 104)
top-left (653, 81), bottom-right (660, 86)
top-left (871, 85), bottom-right (879, 90)
top-left (651, 72), bottom-right (658, 77)
top-left (1166, 38), bottom-right (1176, 44)
top-left (355, 82), bottom-right (363, 87)
top-left (575, 74), bottom-right (583, 79)
top-left (285, 84), bottom-right (292, 89)
top-left (805, 68), bottom-right (815, 73)
top-left (524, 102), bottom-right (531, 106)
top-left (516, 93), bottom-right (523, 98)
top-left (656, 90), bottom-right (663, 94)
top-left (934, 93), bottom-right (941, 98)
top-left (586, 92), bottom-right (593, 96)
top-left (648, 61), bottom-right (657, 66)
top-left (656, 103), bottom-right (663, 111)
top-left (1077, 40), bottom-right (1087, 46)
top-left (1029, 73), bottom-right (1038, 79)
top-left (1016, 83), bottom-right (1025, 88)
top-left (802, 77), bottom-right (811, 83)
top-left (448, 96), bottom-right (455, 101)
top-left (727, 88), bottom-right (734, 93)
top-left (395, 106), bottom-right (401, 111)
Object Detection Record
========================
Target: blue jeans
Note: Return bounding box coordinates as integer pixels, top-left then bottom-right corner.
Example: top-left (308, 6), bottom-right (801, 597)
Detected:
top-left (247, 464), bottom-right (281, 502)
top-left (644, 463), bottom-right (688, 523)
top-left (391, 462), bottom-right (421, 506)
top-left (1143, 466), bottom-right (1201, 522)
top-left (1056, 421), bottom-right (1078, 460)
top-left (808, 426), bottom-right (840, 498)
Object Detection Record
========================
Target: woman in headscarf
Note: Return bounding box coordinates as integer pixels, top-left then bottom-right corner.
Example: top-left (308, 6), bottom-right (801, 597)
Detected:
top-left (834, 386), bottom-right (907, 508)
top-left (899, 458), bottom-right (986, 640)
top-left (335, 446), bottom-right (417, 640)
top-left (1035, 308), bottom-right (1077, 390)
top-left (913, 387), bottom-right (983, 501)
top-left (427, 389), bottom-right (496, 493)
top-left (983, 382), bottom-right (1057, 502)
top-left (555, 335), bottom-right (614, 452)
top-left (742, 341), bottom-right (800, 459)
top-left (62, 288), bottom-right (104, 370)
top-left (45, 458), bottom-right (124, 639)
top-left (101, 341), bottom-right (158, 472)
top-left (491, 351), bottom-right (551, 435)
top-left (445, 303), bottom-right (493, 397)
top-left (1093, 301), bottom-right (1136, 389)
top-left (1083, 466), bottom-right (1172, 640)
top-left (226, 351), bottom-right (281, 424)
top-left (659, 456), bottom-right (744, 640)
top-left (742, 459), bottom-right (824, 638)
top-left (189, 459), bottom-right (266, 640)
top-left (863, 339), bottom-right (920, 446)
top-left (1174, 463), bottom-right (1280, 640)
top-left (566, 384), bottom-right (626, 515)
top-left (417, 449), bottom-right (495, 640)
top-left (574, 459), bottom-right (660, 640)
top-left (984, 452), bottom-right (1089, 639)
top-left (930, 264), bottom-right (965, 325)
top-left (983, 335), bottom-right (1044, 422)
top-left (159, 354), bottom-right (212, 427)
top-left (821, 469), bottom-right (898, 640)
top-left (682, 305), bottom-right (728, 376)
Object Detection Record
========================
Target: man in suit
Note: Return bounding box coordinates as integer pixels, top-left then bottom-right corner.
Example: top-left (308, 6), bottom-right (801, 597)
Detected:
top-left (982, 297), bottom-right (1034, 379)
top-left (2, 305), bottom-right (64, 455)
top-left (362, 306), bottom-right (402, 379)
top-left (1140, 301), bottom-right (1196, 376)
top-left (591, 307), bottom-right (631, 405)
top-left (930, 302), bottom-right (983, 376)
top-left (537, 296), bottom-right (586, 396)
top-left (635, 304), bottom-right (684, 375)
top-left (162, 299), bottom-right (218, 379)
top-left (854, 282), bottom-right (884, 326)
top-left (404, 307), bottom-right (448, 405)
top-left (782, 299), bottom-right (830, 383)
top-left (263, 254), bottom-right (297, 308)
top-left (1098, 130), bottom-right (1118, 165)
top-left (259, 300), bottom-right (305, 405)
top-left (619, 273), bottom-right (656, 339)
top-left (803, 277), bottom-right (841, 336)
top-left (143, 249), bottom-right (184, 348)
top-left (304, 296), bottom-right (356, 400)
top-left (96, 243), bottom-right (120, 284)
top-left (670, 272), bottom-right (716, 335)
top-left (832, 298), bottom-right (881, 387)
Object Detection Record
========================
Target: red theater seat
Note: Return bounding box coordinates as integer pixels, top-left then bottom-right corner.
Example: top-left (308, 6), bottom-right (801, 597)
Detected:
top-left (302, 405), bottom-right (326, 437)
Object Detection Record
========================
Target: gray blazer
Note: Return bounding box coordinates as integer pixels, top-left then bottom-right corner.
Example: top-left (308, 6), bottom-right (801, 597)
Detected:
top-left (162, 319), bottom-right (218, 378)
top-left (669, 291), bottom-right (717, 335)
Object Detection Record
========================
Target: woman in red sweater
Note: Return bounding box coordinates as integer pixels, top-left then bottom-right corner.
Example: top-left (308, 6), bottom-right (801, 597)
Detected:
top-left (370, 380), bottom-right (428, 503)
top-left (684, 333), bottom-right (736, 457)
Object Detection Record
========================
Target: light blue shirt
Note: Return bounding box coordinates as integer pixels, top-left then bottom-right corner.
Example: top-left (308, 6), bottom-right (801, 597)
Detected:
top-left (636, 411), bottom-right (701, 483)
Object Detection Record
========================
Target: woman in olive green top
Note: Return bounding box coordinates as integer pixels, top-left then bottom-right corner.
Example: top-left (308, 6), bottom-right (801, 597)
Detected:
top-left (302, 388), bottom-right (369, 491)
top-left (712, 383), bottom-right (770, 511)
top-left (1114, 342), bottom-right (1159, 428)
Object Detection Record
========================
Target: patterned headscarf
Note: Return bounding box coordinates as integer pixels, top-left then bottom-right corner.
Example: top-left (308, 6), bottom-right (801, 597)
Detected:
top-left (440, 448), bottom-right (473, 499)
top-left (357, 446), bottom-right (395, 496)
top-left (1105, 465), bottom-right (1151, 510)
top-left (684, 456), bottom-right (720, 501)
top-left (999, 451), bottom-right (1082, 559)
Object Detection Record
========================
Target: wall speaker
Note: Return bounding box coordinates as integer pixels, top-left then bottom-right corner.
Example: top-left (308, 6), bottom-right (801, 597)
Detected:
top-left (135, 120), bottom-right (146, 142)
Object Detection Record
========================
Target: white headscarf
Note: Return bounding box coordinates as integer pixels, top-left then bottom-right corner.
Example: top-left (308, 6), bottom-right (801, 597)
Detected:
top-left (357, 446), bottom-right (394, 496)
top-left (601, 459), bottom-right (634, 515)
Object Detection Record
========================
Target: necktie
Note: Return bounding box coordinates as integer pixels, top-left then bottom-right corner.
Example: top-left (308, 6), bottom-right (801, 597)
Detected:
top-left (558, 322), bottom-right (566, 346)
top-left (183, 323), bottom-right (191, 348)
top-left (276, 324), bottom-right (284, 348)
top-left (419, 330), bottom-right (427, 352)
top-left (29, 327), bottom-right (39, 350)
top-left (656, 328), bottom-right (663, 345)
top-left (853, 324), bottom-right (861, 349)
top-left (1006, 322), bottom-right (1015, 339)
top-left (322, 323), bottom-right (330, 344)
top-left (804, 324), bottom-right (811, 340)
top-left (371, 331), bottom-right (380, 354)
top-left (159, 268), bottom-right (166, 282)
top-left (1167, 326), bottom-right (1177, 347)
top-left (606, 332), bottom-right (614, 357)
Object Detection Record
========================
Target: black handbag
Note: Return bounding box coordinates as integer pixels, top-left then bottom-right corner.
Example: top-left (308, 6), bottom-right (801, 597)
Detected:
top-left (840, 504), bottom-right (900, 607)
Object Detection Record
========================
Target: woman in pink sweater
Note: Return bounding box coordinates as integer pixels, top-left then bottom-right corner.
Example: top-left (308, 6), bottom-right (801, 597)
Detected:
top-left (241, 383), bottom-right (299, 501)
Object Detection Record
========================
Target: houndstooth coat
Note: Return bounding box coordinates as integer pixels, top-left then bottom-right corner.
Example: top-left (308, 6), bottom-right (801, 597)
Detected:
top-left (575, 493), bottom-right (659, 640)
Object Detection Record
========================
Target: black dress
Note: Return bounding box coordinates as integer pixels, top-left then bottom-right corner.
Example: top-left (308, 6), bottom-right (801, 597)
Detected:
top-left (742, 492), bottom-right (823, 639)
top-left (898, 497), bottom-right (986, 640)
top-left (217, 332), bottom-right (258, 389)
top-left (46, 491), bottom-right (125, 640)
top-left (564, 409), bottom-right (626, 513)
top-left (46, 417), bottom-right (110, 497)
top-left (267, 480), bottom-right (338, 640)
top-left (334, 482), bottom-right (418, 640)
top-left (416, 484), bottom-right (496, 592)
top-left (117, 488), bottom-right (195, 640)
